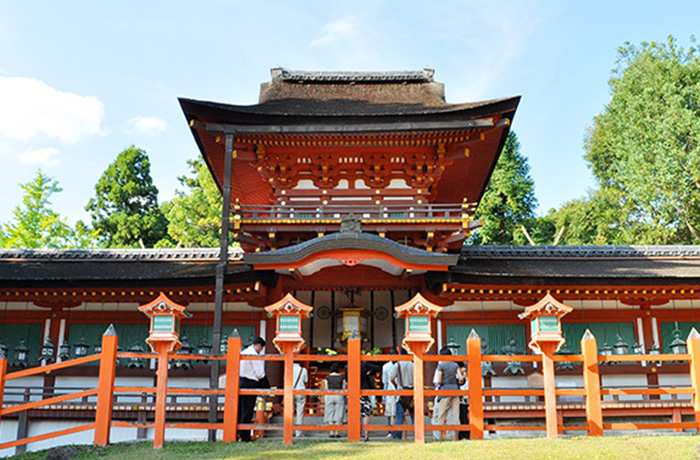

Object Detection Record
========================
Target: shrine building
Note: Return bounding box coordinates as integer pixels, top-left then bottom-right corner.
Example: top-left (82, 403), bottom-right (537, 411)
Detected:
top-left (2, 68), bottom-right (700, 452)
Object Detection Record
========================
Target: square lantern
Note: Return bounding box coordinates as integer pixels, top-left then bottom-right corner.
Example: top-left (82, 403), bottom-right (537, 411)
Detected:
top-left (518, 293), bottom-right (573, 354)
top-left (394, 293), bottom-right (442, 353)
top-left (264, 293), bottom-right (313, 353)
top-left (335, 306), bottom-right (368, 342)
top-left (138, 293), bottom-right (192, 353)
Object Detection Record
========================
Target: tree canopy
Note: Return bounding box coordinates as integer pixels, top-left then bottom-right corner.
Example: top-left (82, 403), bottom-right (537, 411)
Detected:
top-left (86, 146), bottom-right (168, 248)
top-left (470, 132), bottom-right (540, 245)
top-left (578, 36), bottom-right (700, 244)
top-left (159, 158), bottom-right (222, 248)
top-left (0, 170), bottom-right (98, 248)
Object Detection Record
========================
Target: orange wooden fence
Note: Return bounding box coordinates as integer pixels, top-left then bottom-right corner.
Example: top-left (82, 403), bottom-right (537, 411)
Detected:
top-left (2, 327), bottom-right (700, 451)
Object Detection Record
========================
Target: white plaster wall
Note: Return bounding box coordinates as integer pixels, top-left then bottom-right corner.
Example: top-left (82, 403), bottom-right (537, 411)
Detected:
top-left (658, 374), bottom-right (692, 400)
top-left (555, 375), bottom-right (584, 402)
top-left (490, 375), bottom-right (528, 402)
top-left (601, 374), bottom-right (648, 401)
top-left (3, 376), bottom-right (44, 403)
top-left (0, 420), bottom-right (19, 458)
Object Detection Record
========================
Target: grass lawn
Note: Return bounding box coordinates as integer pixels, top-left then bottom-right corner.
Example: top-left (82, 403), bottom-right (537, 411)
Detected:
top-left (8, 436), bottom-right (700, 460)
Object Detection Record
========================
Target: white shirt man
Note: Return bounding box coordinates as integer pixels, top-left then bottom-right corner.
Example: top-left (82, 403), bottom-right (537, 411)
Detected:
top-left (238, 337), bottom-right (266, 442)
top-left (293, 362), bottom-right (308, 437)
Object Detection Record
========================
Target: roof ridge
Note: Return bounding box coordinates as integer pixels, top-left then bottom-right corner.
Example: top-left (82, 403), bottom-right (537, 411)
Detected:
top-left (270, 68), bottom-right (435, 83)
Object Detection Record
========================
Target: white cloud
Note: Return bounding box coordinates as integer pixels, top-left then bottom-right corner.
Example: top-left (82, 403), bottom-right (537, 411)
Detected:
top-left (0, 76), bottom-right (105, 144)
top-left (19, 146), bottom-right (61, 167)
top-left (310, 16), bottom-right (360, 48)
top-left (124, 116), bottom-right (168, 135)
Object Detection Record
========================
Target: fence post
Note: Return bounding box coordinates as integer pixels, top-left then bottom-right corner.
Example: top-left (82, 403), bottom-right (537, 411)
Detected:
top-left (412, 343), bottom-right (427, 444)
top-left (686, 328), bottom-right (700, 432)
top-left (223, 333), bottom-right (242, 442)
top-left (540, 342), bottom-right (559, 439)
top-left (94, 325), bottom-right (118, 446)
top-left (153, 342), bottom-right (171, 449)
top-left (347, 332), bottom-right (361, 442)
top-left (282, 342), bottom-right (296, 445)
top-left (0, 353), bottom-right (6, 429)
top-left (467, 329), bottom-right (484, 440)
top-left (581, 329), bottom-right (603, 436)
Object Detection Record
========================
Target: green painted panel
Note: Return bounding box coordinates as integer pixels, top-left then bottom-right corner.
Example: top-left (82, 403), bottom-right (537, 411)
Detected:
top-left (180, 325), bottom-right (256, 350)
top-left (0, 322), bottom-right (43, 364)
top-left (560, 322), bottom-right (635, 354)
top-left (279, 315), bottom-right (299, 332)
top-left (660, 321), bottom-right (700, 353)
top-left (540, 316), bottom-right (559, 332)
top-left (444, 324), bottom-right (527, 355)
top-left (408, 316), bottom-right (430, 332)
top-left (152, 315), bottom-right (174, 332)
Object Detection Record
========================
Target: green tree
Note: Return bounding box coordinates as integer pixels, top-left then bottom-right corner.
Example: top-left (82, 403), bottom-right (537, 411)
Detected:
top-left (0, 170), bottom-right (98, 248)
top-left (470, 132), bottom-right (540, 245)
top-left (159, 158), bottom-right (222, 247)
top-left (583, 36), bottom-right (700, 244)
top-left (86, 146), bottom-right (168, 248)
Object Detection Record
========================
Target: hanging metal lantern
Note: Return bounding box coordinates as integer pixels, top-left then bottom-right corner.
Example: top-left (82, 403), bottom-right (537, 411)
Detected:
top-left (74, 336), bottom-right (90, 358)
top-left (220, 337), bottom-right (228, 355)
top-left (445, 337), bottom-right (461, 356)
top-left (126, 342), bottom-right (146, 369)
top-left (40, 337), bottom-right (56, 363)
top-left (555, 341), bottom-right (577, 371)
top-left (0, 339), bottom-right (8, 359)
top-left (632, 341), bottom-right (644, 355)
top-left (502, 338), bottom-right (525, 375)
top-left (13, 339), bottom-right (29, 368)
top-left (197, 338), bottom-right (212, 364)
top-left (173, 335), bottom-right (193, 371)
top-left (669, 326), bottom-right (688, 355)
top-left (599, 340), bottom-right (613, 365)
top-left (58, 341), bottom-right (71, 361)
top-left (481, 341), bottom-right (496, 377)
top-left (93, 339), bottom-right (102, 355)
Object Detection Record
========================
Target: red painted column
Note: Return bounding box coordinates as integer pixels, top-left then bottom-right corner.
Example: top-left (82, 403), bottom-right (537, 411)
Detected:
top-left (153, 342), bottom-right (171, 449)
top-left (581, 330), bottom-right (603, 436)
top-left (540, 342), bottom-right (558, 439)
top-left (412, 343), bottom-right (427, 444)
top-left (686, 328), bottom-right (700, 432)
top-left (282, 343), bottom-right (296, 445)
top-left (0, 354), bottom-right (7, 429)
top-left (347, 336), bottom-right (361, 442)
top-left (222, 335), bottom-right (242, 442)
top-left (94, 326), bottom-right (118, 446)
top-left (467, 331), bottom-right (484, 440)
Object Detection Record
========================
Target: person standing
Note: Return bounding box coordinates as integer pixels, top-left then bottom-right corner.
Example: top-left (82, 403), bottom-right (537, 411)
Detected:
top-left (435, 346), bottom-right (463, 440)
top-left (391, 347), bottom-right (414, 440)
top-left (293, 361), bottom-right (308, 438)
top-left (382, 349), bottom-right (398, 438)
top-left (323, 363), bottom-right (346, 438)
top-left (238, 337), bottom-right (267, 442)
top-left (360, 360), bottom-right (382, 441)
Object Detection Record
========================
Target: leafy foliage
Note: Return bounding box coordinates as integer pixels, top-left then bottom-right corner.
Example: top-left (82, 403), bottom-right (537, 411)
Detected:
top-left (86, 146), bottom-right (168, 248)
top-left (159, 158), bottom-right (222, 248)
top-left (470, 132), bottom-right (540, 245)
top-left (581, 36), bottom-right (700, 244)
top-left (0, 170), bottom-right (98, 248)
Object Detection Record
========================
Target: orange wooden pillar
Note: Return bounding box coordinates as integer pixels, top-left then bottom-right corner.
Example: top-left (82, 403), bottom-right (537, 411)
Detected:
top-left (686, 328), bottom-right (700, 431)
top-left (153, 342), bottom-right (170, 449)
top-left (0, 354), bottom-right (7, 429)
top-left (347, 334), bottom-right (361, 442)
top-left (282, 342), bottom-right (296, 445)
top-left (412, 343), bottom-right (427, 443)
top-left (581, 330), bottom-right (603, 436)
top-left (223, 334), bottom-right (242, 442)
top-left (540, 341), bottom-right (558, 439)
top-left (94, 326), bottom-right (119, 446)
top-left (467, 330), bottom-right (484, 440)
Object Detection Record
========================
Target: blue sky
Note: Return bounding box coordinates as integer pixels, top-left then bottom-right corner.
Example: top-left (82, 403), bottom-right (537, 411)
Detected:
top-left (0, 1), bottom-right (698, 227)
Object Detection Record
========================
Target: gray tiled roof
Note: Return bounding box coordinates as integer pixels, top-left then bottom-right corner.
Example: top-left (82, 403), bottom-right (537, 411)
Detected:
top-left (461, 245), bottom-right (700, 259)
top-left (0, 247), bottom-right (244, 262)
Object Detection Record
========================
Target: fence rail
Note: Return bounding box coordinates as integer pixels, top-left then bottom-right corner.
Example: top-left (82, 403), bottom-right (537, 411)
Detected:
top-left (1, 328), bottom-right (700, 452)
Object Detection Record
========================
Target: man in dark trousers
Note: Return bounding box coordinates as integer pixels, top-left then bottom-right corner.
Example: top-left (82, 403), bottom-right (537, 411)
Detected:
top-left (238, 337), bottom-right (268, 442)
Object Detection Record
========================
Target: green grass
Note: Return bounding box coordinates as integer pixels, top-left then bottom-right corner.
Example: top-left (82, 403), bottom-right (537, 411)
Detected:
top-left (9, 436), bottom-right (700, 460)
